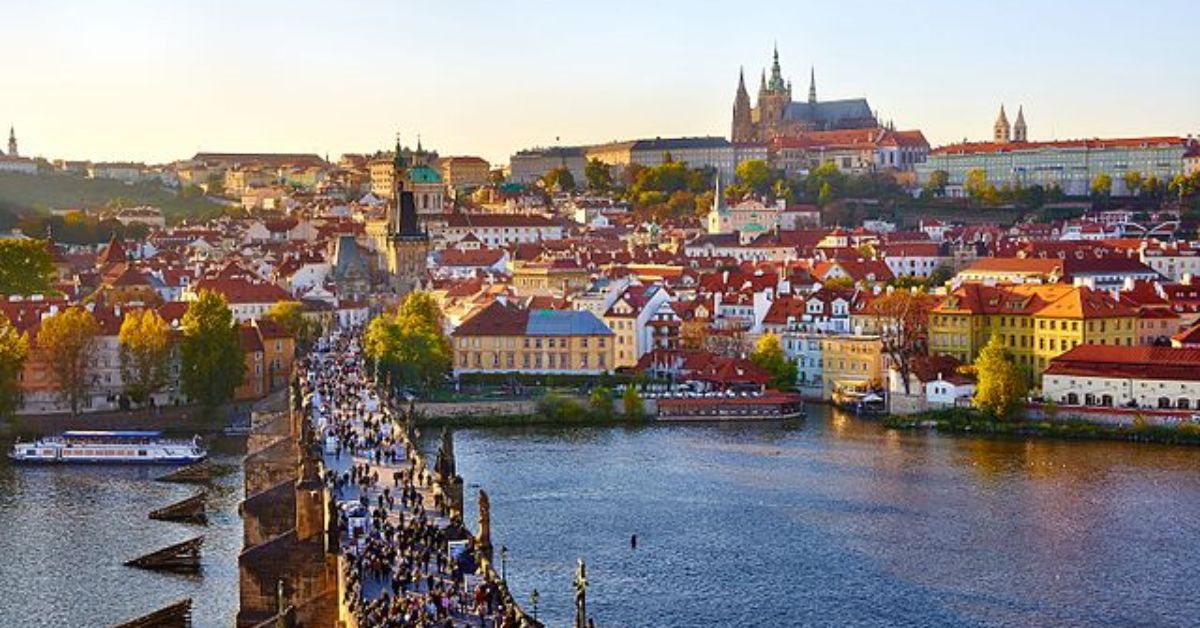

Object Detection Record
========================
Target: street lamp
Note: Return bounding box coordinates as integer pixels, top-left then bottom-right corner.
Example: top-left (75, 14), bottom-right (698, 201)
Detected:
top-left (500, 545), bottom-right (509, 582)
top-left (530, 589), bottom-right (539, 621)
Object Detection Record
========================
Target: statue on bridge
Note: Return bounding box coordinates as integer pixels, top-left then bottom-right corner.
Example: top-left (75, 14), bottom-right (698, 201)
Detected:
top-left (477, 489), bottom-right (493, 564)
top-left (574, 558), bottom-right (588, 628)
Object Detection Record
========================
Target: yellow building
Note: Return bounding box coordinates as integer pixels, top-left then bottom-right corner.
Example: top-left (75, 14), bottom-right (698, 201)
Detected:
top-left (930, 283), bottom-right (1137, 376)
top-left (437, 156), bottom-right (491, 191)
top-left (820, 334), bottom-right (885, 399)
top-left (511, 261), bottom-right (590, 295)
top-left (450, 301), bottom-right (614, 376)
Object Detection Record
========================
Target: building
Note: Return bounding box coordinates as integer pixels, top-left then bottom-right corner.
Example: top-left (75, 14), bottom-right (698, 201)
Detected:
top-left (89, 162), bottom-right (146, 183)
top-left (930, 283), bottom-right (1137, 376)
top-left (731, 47), bottom-right (877, 143)
top-left (386, 189), bottom-right (431, 296)
top-left (433, 214), bottom-right (563, 248)
top-left (510, 260), bottom-right (590, 295)
top-left (437, 156), bottom-right (491, 191)
top-left (771, 128), bottom-right (929, 175)
top-left (450, 300), bottom-right (614, 376)
top-left (234, 319), bottom-right (296, 401)
top-left (1043, 345), bottom-right (1200, 410)
top-left (1185, 141), bottom-right (1200, 175)
top-left (919, 110), bottom-right (1191, 196)
top-left (820, 334), bottom-right (885, 399)
top-left (7, 125), bottom-right (18, 156)
top-left (509, 147), bottom-right (586, 185)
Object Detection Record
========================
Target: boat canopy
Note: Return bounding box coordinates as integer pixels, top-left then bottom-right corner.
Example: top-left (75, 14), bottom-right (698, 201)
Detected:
top-left (61, 430), bottom-right (164, 439)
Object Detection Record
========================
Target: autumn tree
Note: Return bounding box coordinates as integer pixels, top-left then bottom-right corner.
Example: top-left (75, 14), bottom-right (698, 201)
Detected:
top-left (588, 386), bottom-right (613, 419)
top-left (543, 167), bottom-right (576, 192)
top-left (119, 309), bottom-right (172, 409)
top-left (924, 170), bottom-right (950, 197)
top-left (964, 169), bottom-right (990, 203)
top-left (1091, 173), bottom-right (1113, 199)
top-left (38, 306), bottom-right (100, 416)
top-left (866, 290), bottom-right (937, 395)
top-left (680, 320), bottom-right (708, 351)
top-left (1123, 171), bottom-right (1143, 197)
top-left (364, 291), bottom-right (451, 392)
top-left (972, 334), bottom-right (1029, 420)
top-left (266, 300), bottom-right (320, 354)
top-left (735, 159), bottom-right (776, 197)
top-left (0, 239), bottom-right (56, 296)
top-left (180, 290), bottom-right (245, 414)
top-left (0, 314), bottom-right (29, 419)
top-left (750, 333), bottom-right (797, 391)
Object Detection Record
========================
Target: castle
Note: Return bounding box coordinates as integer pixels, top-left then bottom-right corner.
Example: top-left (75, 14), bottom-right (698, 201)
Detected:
top-left (732, 47), bottom-right (878, 143)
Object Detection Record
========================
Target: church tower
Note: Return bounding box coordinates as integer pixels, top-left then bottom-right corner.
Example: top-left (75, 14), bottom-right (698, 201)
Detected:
top-left (1012, 106), bottom-right (1028, 143)
top-left (732, 68), bottom-right (753, 142)
top-left (8, 126), bottom-right (17, 157)
top-left (386, 136), bottom-right (430, 296)
top-left (808, 66), bottom-right (817, 105)
top-left (993, 105), bottom-right (1011, 143)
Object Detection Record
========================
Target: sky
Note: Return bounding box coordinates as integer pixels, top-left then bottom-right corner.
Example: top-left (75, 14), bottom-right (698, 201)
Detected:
top-left (4, 0), bottom-right (1199, 166)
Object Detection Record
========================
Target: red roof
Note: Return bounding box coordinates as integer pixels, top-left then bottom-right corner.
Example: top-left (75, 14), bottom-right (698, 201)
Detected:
top-left (1045, 345), bottom-right (1200, 381)
top-left (932, 136), bottom-right (1188, 155)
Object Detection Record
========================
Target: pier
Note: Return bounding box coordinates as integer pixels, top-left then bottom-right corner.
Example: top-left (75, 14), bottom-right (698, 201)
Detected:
top-left (237, 329), bottom-right (539, 627)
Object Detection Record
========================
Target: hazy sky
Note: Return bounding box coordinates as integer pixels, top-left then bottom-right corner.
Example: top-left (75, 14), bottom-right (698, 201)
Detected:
top-left (5, 0), bottom-right (1198, 166)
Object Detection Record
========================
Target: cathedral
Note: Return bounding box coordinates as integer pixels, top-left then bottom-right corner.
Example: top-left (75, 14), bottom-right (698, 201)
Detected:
top-left (731, 48), bottom-right (877, 143)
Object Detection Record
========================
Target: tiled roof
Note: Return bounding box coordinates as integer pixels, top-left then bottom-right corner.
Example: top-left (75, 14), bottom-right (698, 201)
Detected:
top-left (1046, 345), bottom-right (1200, 381)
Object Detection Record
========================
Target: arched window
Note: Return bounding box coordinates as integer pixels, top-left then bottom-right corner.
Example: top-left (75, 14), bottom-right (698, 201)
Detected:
top-left (1084, 393), bottom-right (1096, 406)
top-left (1066, 393), bottom-right (1079, 405)
top-left (1179, 398), bottom-right (1191, 410)
top-left (1101, 394), bottom-right (1113, 407)
top-left (1158, 397), bottom-right (1171, 409)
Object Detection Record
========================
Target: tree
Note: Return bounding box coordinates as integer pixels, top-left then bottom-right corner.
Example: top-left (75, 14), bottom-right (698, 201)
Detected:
top-left (736, 159), bottom-right (776, 197)
top-left (119, 309), bottom-right (172, 409)
top-left (38, 306), bottom-right (100, 416)
top-left (0, 314), bottom-right (29, 419)
top-left (750, 333), bottom-right (797, 391)
top-left (1091, 173), bottom-right (1113, 199)
top-left (0, 239), bottom-right (55, 296)
top-left (818, 181), bottom-right (833, 206)
top-left (972, 334), bottom-right (1029, 420)
top-left (543, 167), bottom-right (575, 192)
top-left (180, 290), bottom-right (245, 414)
top-left (266, 301), bottom-right (319, 354)
top-left (588, 386), bottom-right (613, 419)
top-left (622, 385), bottom-right (644, 418)
top-left (865, 290), bottom-right (937, 395)
top-left (584, 158), bottom-right (613, 193)
top-left (364, 292), bottom-right (451, 392)
top-left (927, 265), bottom-right (954, 287)
top-left (924, 170), bottom-right (950, 197)
top-left (680, 320), bottom-right (708, 351)
top-left (964, 169), bottom-right (989, 202)
top-left (1123, 171), bottom-right (1143, 197)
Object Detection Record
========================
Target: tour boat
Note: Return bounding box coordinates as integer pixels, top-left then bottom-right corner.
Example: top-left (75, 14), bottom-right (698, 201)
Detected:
top-left (8, 430), bottom-right (207, 464)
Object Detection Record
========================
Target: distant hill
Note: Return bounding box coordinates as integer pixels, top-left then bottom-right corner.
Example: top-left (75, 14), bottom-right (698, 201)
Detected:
top-left (0, 171), bottom-right (225, 225)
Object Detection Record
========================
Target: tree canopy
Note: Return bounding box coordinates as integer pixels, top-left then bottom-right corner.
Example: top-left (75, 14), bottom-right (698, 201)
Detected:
top-left (584, 158), bottom-right (613, 192)
top-left (363, 291), bottom-right (452, 392)
top-left (38, 306), bottom-right (99, 415)
top-left (972, 334), bottom-right (1028, 420)
top-left (0, 314), bottom-right (29, 419)
top-left (180, 290), bottom-right (245, 413)
top-left (750, 333), bottom-right (797, 391)
top-left (119, 308), bottom-right (172, 408)
top-left (266, 301), bottom-right (320, 354)
top-left (0, 239), bottom-right (55, 296)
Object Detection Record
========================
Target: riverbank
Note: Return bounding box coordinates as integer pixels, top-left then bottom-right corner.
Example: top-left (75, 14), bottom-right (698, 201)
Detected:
top-left (417, 412), bottom-right (647, 429)
top-left (884, 408), bottom-right (1200, 445)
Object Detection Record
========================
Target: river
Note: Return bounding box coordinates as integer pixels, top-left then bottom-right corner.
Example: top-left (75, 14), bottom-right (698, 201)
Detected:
top-left (0, 436), bottom-right (244, 628)
top-left (3, 409), bottom-right (1200, 627)
top-left (423, 407), bottom-right (1200, 628)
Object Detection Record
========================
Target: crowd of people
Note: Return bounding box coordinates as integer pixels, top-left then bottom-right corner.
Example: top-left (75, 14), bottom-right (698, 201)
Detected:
top-left (297, 329), bottom-right (526, 628)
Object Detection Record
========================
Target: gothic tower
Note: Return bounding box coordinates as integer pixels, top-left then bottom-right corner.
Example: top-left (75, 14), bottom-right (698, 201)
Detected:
top-left (756, 45), bottom-right (791, 138)
top-left (808, 66), bottom-right (817, 105)
top-left (1012, 106), bottom-right (1028, 143)
top-left (732, 68), bottom-right (752, 142)
top-left (7, 126), bottom-right (17, 157)
top-left (387, 139), bottom-right (430, 296)
top-left (993, 105), bottom-right (1011, 143)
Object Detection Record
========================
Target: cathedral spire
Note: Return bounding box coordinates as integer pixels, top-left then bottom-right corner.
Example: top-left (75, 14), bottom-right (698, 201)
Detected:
top-left (1013, 106), bottom-right (1028, 142)
top-left (393, 133), bottom-right (406, 172)
top-left (808, 66), bottom-right (817, 104)
top-left (993, 105), bottom-right (1011, 143)
top-left (768, 45), bottom-right (785, 92)
top-left (8, 125), bottom-right (17, 157)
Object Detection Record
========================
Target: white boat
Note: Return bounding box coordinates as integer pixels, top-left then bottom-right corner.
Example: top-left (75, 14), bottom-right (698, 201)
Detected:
top-left (8, 430), bottom-right (207, 464)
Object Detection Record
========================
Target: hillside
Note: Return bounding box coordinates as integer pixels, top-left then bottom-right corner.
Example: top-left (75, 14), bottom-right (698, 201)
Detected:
top-left (0, 171), bottom-right (225, 225)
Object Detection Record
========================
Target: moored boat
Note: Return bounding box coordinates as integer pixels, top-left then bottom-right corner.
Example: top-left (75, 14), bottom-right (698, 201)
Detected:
top-left (8, 430), bottom-right (207, 464)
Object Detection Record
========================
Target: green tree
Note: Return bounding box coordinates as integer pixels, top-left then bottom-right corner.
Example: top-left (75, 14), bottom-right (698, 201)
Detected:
top-left (119, 309), bottom-right (172, 409)
top-left (818, 181), bottom-right (833, 206)
top-left (584, 158), bottom-right (613, 193)
top-left (266, 301), bottom-right (319, 354)
top-left (1123, 171), bottom-right (1143, 197)
top-left (542, 167), bottom-right (576, 192)
top-left (364, 292), bottom-right (451, 392)
top-left (972, 334), bottom-right (1029, 420)
top-left (38, 306), bottom-right (100, 416)
top-left (0, 239), bottom-right (55, 296)
top-left (0, 314), bottom-right (29, 419)
top-left (588, 386), bottom-right (613, 419)
top-left (924, 170), bottom-right (950, 197)
top-left (927, 265), bottom-right (954, 287)
top-left (736, 159), bottom-right (776, 197)
top-left (750, 333), bottom-right (797, 391)
top-left (622, 385), bottom-right (644, 418)
top-left (1091, 173), bottom-right (1113, 199)
top-left (180, 290), bottom-right (245, 414)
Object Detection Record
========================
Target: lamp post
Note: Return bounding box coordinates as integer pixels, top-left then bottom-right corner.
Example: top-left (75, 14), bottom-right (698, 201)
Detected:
top-left (500, 545), bottom-right (509, 582)
top-left (530, 589), bottom-right (539, 621)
